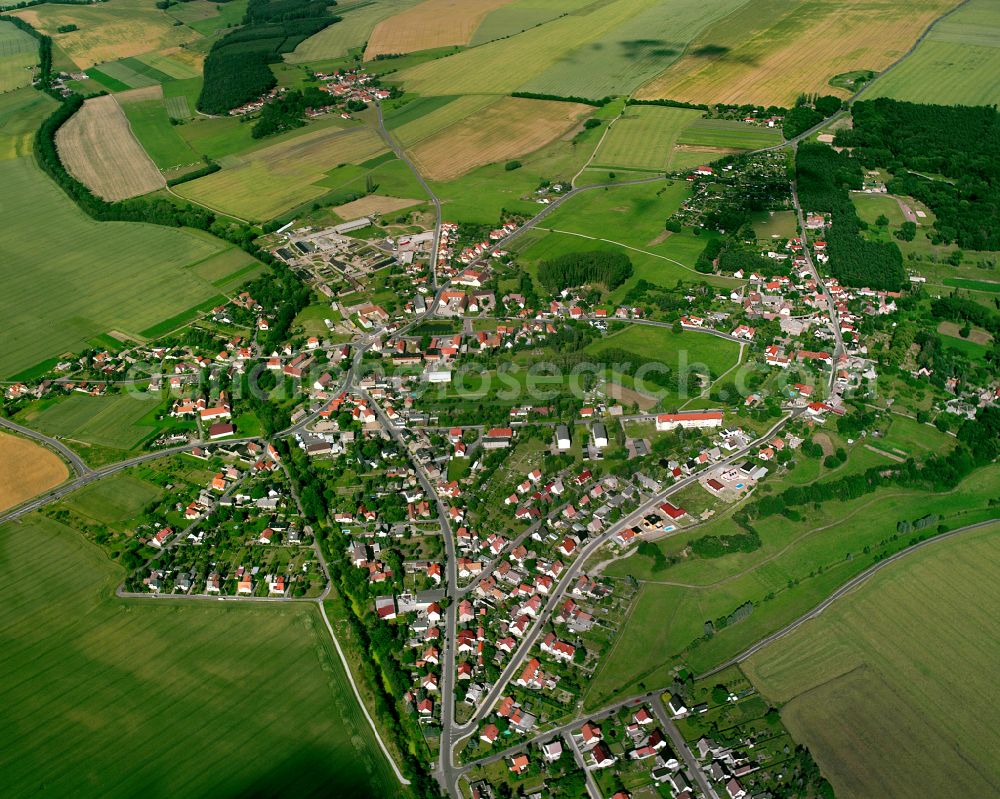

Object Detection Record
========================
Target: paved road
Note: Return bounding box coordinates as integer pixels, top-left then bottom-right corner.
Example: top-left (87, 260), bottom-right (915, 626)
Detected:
top-left (699, 516), bottom-right (1000, 679)
top-left (650, 694), bottom-right (720, 799)
top-left (564, 731), bottom-right (603, 799)
top-left (0, 416), bottom-right (92, 477)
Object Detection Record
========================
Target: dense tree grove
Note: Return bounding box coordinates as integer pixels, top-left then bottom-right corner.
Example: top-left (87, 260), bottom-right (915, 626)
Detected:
top-left (197, 0), bottom-right (341, 114)
top-left (931, 295), bottom-right (1000, 335)
top-left (536, 249), bottom-right (633, 291)
top-left (783, 94), bottom-right (842, 138)
top-left (796, 143), bottom-right (905, 290)
top-left (252, 86), bottom-right (336, 137)
top-left (837, 98), bottom-right (1000, 250)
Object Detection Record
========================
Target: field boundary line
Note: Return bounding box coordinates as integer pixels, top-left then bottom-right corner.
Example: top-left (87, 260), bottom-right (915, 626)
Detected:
top-left (317, 600), bottom-right (412, 786)
top-left (537, 226), bottom-right (708, 275)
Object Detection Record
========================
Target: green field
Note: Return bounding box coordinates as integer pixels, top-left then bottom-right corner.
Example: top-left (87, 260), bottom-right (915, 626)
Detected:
top-left (587, 323), bottom-right (741, 379)
top-left (0, 514), bottom-right (403, 798)
top-left (0, 139), bottom-right (256, 377)
top-left (0, 20), bottom-right (39, 93)
top-left (743, 523), bottom-right (1000, 799)
top-left (63, 473), bottom-right (163, 523)
top-left (132, 51), bottom-right (201, 80)
top-left (167, 0), bottom-right (249, 35)
top-left (676, 117), bottom-right (782, 150)
top-left (122, 98), bottom-right (200, 170)
top-left (392, 93), bottom-right (495, 146)
top-left (90, 57), bottom-right (174, 89)
top-left (851, 192), bottom-right (906, 227)
top-left (943, 276), bottom-right (1000, 293)
top-left (593, 106), bottom-right (703, 171)
top-left (470, 0), bottom-right (595, 44)
top-left (585, 463), bottom-right (1000, 706)
top-left (752, 209), bottom-right (797, 241)
top-left (865, 0), bottom-right (1000, 106)
top-left (287, 0), bottom-right (420, 62)
top-left (19, 393), bottom-right (163, 450)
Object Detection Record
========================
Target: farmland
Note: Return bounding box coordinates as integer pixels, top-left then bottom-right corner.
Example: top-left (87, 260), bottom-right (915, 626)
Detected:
top-left (13, 0), bottom-right (200, 69)
top-left (469, 0), bottom-right (595, 45)
top-left (0, 514), bottom-right (402, 798)
top-left (56, 95), bottom-right (165, 200)
top-left (586, 462), bottom-right (1000, 706)
top-left (635, 0), bottom-right (959, 105)
top-left (364, 0), bottom-right (513, 59)
top-left (331, 193), bottom-right (423, 219)
top-left (865, 0), bottom-right (1000, 106)
top-left (743, 523), bottom-right (1000, 799)
top-left (0, 142), bottom-right (256, 378)
top-left (408, 96), bottom-right (590, 180)
top-left (174, 126), bottom-right (388, 221)
top-left (0, 20), bottom-right (39, 93)
top-left (391, 93), bottom-right (496, 146)
top-left (120, 98), bottom-right (199, 171)
top-left (586, 323), bottom-right (741, 380)
top-left (0, 433), bottom-right (68, 512)
top-left (62, 473), bottom-right (163, 524)
top-left (288, 0), bottom-right (423, 63)
top-left (593, 106), bottom-right (703, 171)
top-left (677, 118), bottom-right (783, 150)
top-left (18, 393), bottom-right (163, 452)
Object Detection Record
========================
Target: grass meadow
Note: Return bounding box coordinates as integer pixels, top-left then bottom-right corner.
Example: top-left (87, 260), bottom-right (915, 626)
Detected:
top-left (18, 393), bottom-right (163, 451)
top-left (585, 462), bottom-right (1000, 707)
top-left (593, 106), bottom-right (703, 171)
top-left (676, 117), bottom-right (782, 150)
top-left (0, 20), bottom-right (39, 93)
top-left (0, 149), bottom-right (254, 378)
top-left (0, 514), bottom-right (403, 798)
top-left (62, 472), bottom-right (163, 523)
top-left (586, 324), bottom-right (741, 378)
top-left (636, 0), bottom-right (957, 105)
top-left (743, 522), bottom-right (1000, 799)
top-left (864, 0), bottom-right (1000, 106)
top-left (121, 98), bottom-right (200, 170)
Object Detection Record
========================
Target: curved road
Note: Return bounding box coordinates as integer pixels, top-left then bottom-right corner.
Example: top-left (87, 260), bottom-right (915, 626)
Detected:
top-left (0, 416), bottom-right (92, 477)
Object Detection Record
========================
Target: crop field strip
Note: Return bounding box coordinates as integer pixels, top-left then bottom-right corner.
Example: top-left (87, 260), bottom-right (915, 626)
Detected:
top-left (174, 125), bottom-right (388, 220)
top-left (0, 515), bottom-right (401, 798)
top-left (0, 20), bottom-right (39, 93)
top-left (743, 524), bottom-right (1000, 799)
top-left (121, 97), bottom-right (200, 171)
top-left (676, 117), bottom-right (782, 150)
top-left (864, 0), bottom-right (1000, 106)
top-left (13, 0), bottom-right (203, 69)
top-left (469, 0), bottom-right (597, 45)
top-left (363, 0), bottom-right (514, 59)
top-left (56, 94), bottom-right (164, 200)
top-left (391, 93), bottom-right (496, 146)
top-left (0, 433), bottom-right (68, 513)
top-left (636, 0), bottom-right (960, 106)
top-left (592, 106), bottom-right (703, 171)
top-left (408, 96), bottom-right (590, 180)
top-left (20, 393), bottom-right (162, 451)
top-left (287, 0), bottom-right (422, 63)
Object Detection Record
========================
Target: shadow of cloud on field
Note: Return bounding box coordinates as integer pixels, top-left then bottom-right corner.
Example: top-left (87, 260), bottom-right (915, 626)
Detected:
top-left (689, 43), bottom-right (759, 64)
top-left (620, 38), bottom-right (679, 59)
top-left (218, 746), bottom-right (387, 799)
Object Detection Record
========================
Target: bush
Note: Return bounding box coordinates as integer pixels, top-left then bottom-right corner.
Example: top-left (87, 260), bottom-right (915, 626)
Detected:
top-left (504, 160), bottom-right (522, 171)
top-left (583, 118), bottom-right (601, 129)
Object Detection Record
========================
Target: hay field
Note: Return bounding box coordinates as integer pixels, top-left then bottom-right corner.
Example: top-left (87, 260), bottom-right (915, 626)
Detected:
top-left (332, 194), bottom-right (423, 218)
top-left (19, 394), bottom-right (162, 451)
top-left (122, 98), bottom-right (199, 170)
top-left (174, 126), bottom-right (388, 220)
top-left (392, 93), bottom-right (495, 146)
top-left (14, 0), bottom-right (200, 69)
top-left (0, 150), bottom-right (250, 378)
top-left (677, 117), bottom-right (782, 149)
top-left (409, 96), bottom-right (589, 180)
top-left (56, 95), bottom-right (164, 200)
top-left (0, 86), bottom-right (57, 160)
top-left (743, 524), bottom-right (1000, 799)
top-left (593, 106), bottom-right (703, 171)
top-left (0, 514), bottom-right (401, 798)
top-left (0, 20), bottom-right (39, 93)
top-left (0, 433), bottom-right (68, 512)
top-left (636, 0), bottom-right (959, 106)
top-left (865, 0), bottom-right (1000, 106)
top-left (288, 0), bottom-right (423, 63)
top-left (363, 0), bottom-right (513, 59)
top-left (470, 0), bottom-right (594, 45)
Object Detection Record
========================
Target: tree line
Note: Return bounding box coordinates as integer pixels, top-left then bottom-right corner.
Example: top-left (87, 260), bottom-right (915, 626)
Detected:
top-left (837, 98), bottom-right (1000, 250)
top-left (197, 0), bottom-right (341, 114)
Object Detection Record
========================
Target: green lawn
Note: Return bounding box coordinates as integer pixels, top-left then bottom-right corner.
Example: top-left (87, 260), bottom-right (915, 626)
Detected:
top-left (0, 514), bottom-right (404, 798)
top-left (743, 522), bottom-right (1000, 799)
top-left (62, 473), bottom-right (163, 523)
top-left (586, 463), bottom-right (1000, 706)
top-left (18, 393), bottom-right (163, 451)
top-left (851, 192), bottom-right (906, 227)
top-left (122, 98), bottom-right (200, 170)
top-left (587, 323), bottom-right (741, 378)
top-left (0, 145), bottom-right (247, 377)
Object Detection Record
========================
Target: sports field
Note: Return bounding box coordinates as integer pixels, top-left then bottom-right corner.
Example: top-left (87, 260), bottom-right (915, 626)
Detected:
top-left (865, 0), bottom-right (1000, 106)
top-left (636, 0), bottom-right (959, 105)
top-left (0, 514), bottom-right (402, 798)
top-left (288, 0), bottom-right (422, 62)
top-left (586, 463), bottom-right (1000, 707)
top-left (0, 433), bottom-right (68, 512)
top-left (121, 97), bottom-right (200, 170)
top-left (593, 106), bottom-right (703, 171)
top-left (14, 0), bottom-right (201, 69)
top-left (56, 95), bottom-right (165, 200)
top-left (174, 126), bottom-right (388, 220)
top-left (677, 118), bottom-right (782, 150)
top-left (364, 0), bottom-right (512, 59)
top-left (408, 96), bottom-right (589, 180)
top-left (0, 20), bottom-right (39, 93)
top-left (0, 142), bottom-right (253, 378)
top-left (19, 393), bottom-right (162, 450)
top-left (743, 523), bottom-right (1000, 799)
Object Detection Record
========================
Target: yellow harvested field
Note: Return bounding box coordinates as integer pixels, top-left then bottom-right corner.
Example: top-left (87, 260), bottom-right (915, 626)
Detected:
top-left (0, 433), bottom-right (68, 513)
top-left (409, 97), bottom-right (589, 180)
top-left (176, 126), bottom-right (388, 221)
top-left (56, 95), bottom-right (164, 201)
top-left (114, 84), bottom-right (164, 104)
top-left (635, 0), bottom-right (960, 106)
top-left (332, 194), bottom-right (424, 219)
top-left (364, 0), bottom-right (513, 59)
top-left (14, 0), bottom-right (200, 69)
